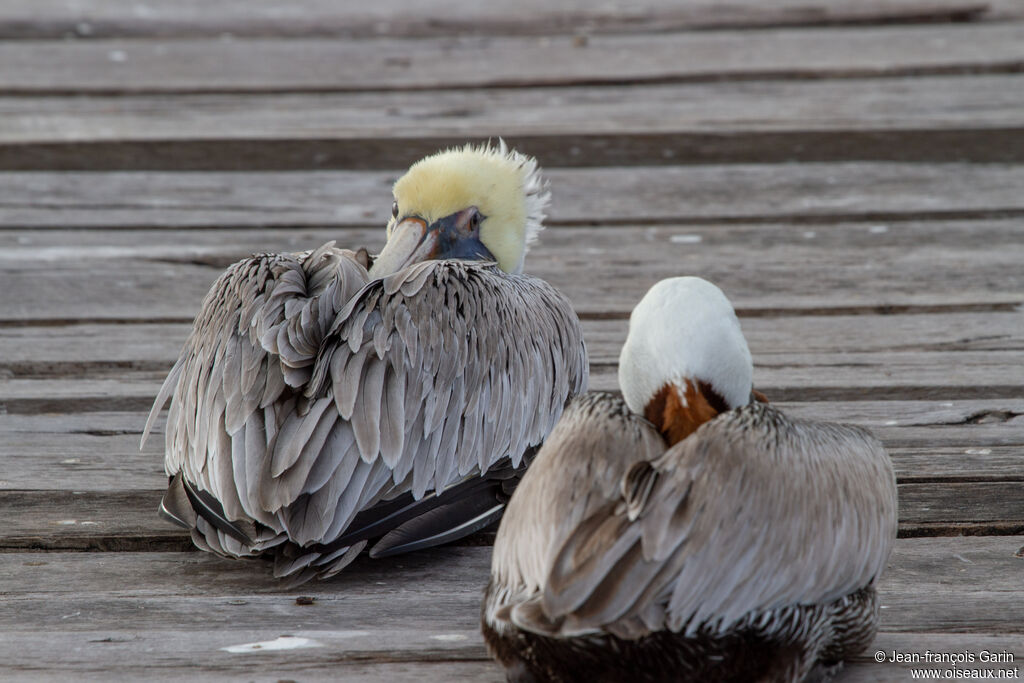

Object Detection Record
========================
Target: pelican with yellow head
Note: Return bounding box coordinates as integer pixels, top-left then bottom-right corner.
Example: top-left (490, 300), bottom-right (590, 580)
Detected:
top-left (145, 141), bottom-right (588, 583)
top-left (372, 141), bottom-right (547, 276)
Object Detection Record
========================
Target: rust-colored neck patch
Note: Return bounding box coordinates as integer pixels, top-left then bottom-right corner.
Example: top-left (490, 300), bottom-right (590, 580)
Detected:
top-left (644, 379), bottom-right (729, 446)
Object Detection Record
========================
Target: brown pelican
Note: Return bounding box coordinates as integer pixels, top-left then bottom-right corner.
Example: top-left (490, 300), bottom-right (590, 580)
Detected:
top-left (143, 142), bottom-right (588, 583)
top-left (482, 277), bottom-right (898, 683)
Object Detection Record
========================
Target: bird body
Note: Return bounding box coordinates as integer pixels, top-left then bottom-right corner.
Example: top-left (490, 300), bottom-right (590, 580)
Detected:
top-left (144, 143), bottom-right (588, 582)
top-left (483, 277), bottom-right (897, 683)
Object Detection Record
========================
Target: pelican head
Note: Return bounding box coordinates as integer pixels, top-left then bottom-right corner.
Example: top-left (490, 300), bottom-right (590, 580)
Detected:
top-left (369, 141), bottom-right (549, 277)
top-left (619, 277), bottom-right (753, 445)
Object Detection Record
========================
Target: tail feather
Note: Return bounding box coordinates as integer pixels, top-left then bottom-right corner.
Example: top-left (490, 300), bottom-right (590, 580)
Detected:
top-left (158, 472), bottom-right (197, 529)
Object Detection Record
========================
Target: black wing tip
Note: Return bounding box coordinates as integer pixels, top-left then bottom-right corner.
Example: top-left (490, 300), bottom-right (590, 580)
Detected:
top-left (368, 499), bottom-right (506, 559)
top-left (178, 475), bottom-right (255, 545)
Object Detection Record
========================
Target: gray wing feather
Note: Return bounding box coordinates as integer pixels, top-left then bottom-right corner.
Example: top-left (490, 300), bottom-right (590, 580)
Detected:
top-left (147, 244), bottom-right (371, 545)
top-left (484, 393), bottom-right (666, 634)
top-left (302, 260), bottom-right (587, 525)
top-left (541, 403), bottom-right (899, 638)
top-left (150, 255), bottom-right (587, 576)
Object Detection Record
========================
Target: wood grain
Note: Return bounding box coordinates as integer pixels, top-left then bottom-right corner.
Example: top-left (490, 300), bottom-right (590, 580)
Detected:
top-left (2, 342), bottom-right (1022, 414)
top-left (2, 0), bottom-right (1022, 674)
top-left (1, 399), bottom-right (1021, 491)
top-left (1, 222), bottom-right (1022, 322)
top-left (4, 165), bottom-right (1024, 229)
top-left (2, 75), bottom-right (1024, 169)
top-left (0, 0), bottom-right (992, 40)
top-left (3, 480), bottom-right (1021, 551)
top-left (0, 540), bottom-right (1021, 639)
top-left (3, 24), bottom-right (1023, 95)
top-left (3, 310), bottom-right (1020, 371)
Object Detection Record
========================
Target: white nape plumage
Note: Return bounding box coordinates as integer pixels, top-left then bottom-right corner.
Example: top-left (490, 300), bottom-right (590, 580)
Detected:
top-left (618, 276), bottom-right (752, 415)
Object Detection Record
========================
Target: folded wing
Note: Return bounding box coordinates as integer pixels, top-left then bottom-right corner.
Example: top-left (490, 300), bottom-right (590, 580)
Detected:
top-left (147, 251), bottom-right (588, 579)
top-left (541, 403), bottom-right (898, 638)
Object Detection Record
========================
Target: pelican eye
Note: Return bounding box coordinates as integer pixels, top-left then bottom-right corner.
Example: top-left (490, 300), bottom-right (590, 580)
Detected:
top-left (470, 211), bottom-right (482, 230)
top-left (391, 201), bottom-right (399, 219)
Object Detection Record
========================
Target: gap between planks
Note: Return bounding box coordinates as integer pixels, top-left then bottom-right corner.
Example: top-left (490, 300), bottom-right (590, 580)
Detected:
top-left (3, 353), bottom-right (1024, 412)
top-left (3, 481), bottom-right (1023, 552)
top-left (2, 76), bottom-right (1024, 168)
top-left (4, 165), bottom-right (1024, 229)
top-left (1, 223), bottom-right (1022, 321)
top-left (3, 400), bottom-right (1023, 487)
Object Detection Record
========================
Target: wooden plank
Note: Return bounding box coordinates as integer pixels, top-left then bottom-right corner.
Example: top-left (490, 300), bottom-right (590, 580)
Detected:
top-left (0, 490), bottom-right (191, 551)
top-left (0, 377), bottom-right (163, 413)
top-left (4, 400), bottom-right (1023, 485)
top-left (3, 24), bottom-right (1024, 95)
top-left (0, 539), bottom-right (1021, 637)
top-left (579, 312), bottom-right (1024, 361)
top-left (6, 653), bottom-right (504, 683)
top-left (2, 343), bottom-right (1022, 413)
top-left (2, 75), bottom-right (1023, 169)
top-left (4, 165), bottom-right (1024, 229)
top-left (2, 400), bottom-right (1022, 492)
top-left (3, 310), bottom-right (1021, 372)
top-left (0, 1), bottom-right (991, 40)
top-left (0, 323), bottom-right (188, 367)
top-left (990, 0), bottom-right (1024, 20)
top-left (4, 481), bottom-right (1022, 551)
top-left (1, 632), bottom-right (1021, 683)
top-left (589, 353), bottom-right (1024, 400)
top-left (4, 458), bottom-right (1019, 548)
top-left (10, 539), bottom-right (1021, 613)
top-left (1, 223), bottom-right (1022, 322)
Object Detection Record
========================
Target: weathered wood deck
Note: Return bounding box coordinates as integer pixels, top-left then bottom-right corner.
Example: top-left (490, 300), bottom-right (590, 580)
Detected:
top-left (2, 1), bottom-right (1022, 680)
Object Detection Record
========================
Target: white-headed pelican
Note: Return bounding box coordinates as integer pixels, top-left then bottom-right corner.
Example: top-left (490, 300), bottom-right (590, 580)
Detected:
top-left (143, 142), bottom-right (588, 583)
top-left (483, 276), bottom-right (897, 682)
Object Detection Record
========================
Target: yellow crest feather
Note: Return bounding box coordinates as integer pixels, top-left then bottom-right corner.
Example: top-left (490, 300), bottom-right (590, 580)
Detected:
top-left (389, 140), bottom-right (548, 273)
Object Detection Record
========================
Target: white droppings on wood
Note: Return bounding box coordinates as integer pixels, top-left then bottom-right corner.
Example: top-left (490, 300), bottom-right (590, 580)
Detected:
top-left (55, 519), bottom-right (77, 525)
top-left (870, 225), bottom-right (890, 234)
top-left (802, 230), bottom-right (817, 239)
top-left (430, 634), bottom-right (469, 642)
top-left (885, 419), bottom-right (899, 425)
top-left (107, 50), bottom-right (127, 63)
top-left (221, 636), bottom-right (323, 653)
top-left (965, 448), bottom-right (993, 455)
top-left (669, 234), bottom-right (702, 244)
